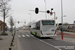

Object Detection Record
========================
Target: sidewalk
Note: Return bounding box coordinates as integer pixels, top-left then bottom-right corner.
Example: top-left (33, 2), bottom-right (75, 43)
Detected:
top-left (56, 30), bottom-right (75, 37)
top-left (0, 31), bottom-right (18, 50)
top-left (12, 31), bottom-right (18, 50)
top-left (55, 30), bottom-right (75, 44)
top-left (0, 31), bottom-right (12, 50)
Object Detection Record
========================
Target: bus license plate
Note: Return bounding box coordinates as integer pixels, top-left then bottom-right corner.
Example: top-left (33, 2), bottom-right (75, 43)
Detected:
top-left (47, 34), bottom-right (50, 35)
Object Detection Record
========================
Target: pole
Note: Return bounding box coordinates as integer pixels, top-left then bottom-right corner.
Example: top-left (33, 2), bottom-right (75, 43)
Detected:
top-left (44, 0), bottom-right (47, 19)
top-left (3, 9), bottom-right (5, 33)
top-left (14, 19), bottom-right (16, 34)
top-left (53, 12), bottom-right (55, 20)
top-left (28, 13), bottom-right (31, 23)
top-left (30, 14), bottom-right (31, 23)
top-left (61, 0), bottom-right (63, 40)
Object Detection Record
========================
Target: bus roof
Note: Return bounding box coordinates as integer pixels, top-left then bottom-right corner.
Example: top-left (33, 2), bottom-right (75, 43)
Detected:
top-left (31, 19), bottom-right (55, 24)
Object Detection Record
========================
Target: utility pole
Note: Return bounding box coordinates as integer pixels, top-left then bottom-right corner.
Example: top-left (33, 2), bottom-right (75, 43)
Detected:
top-left (61, 0), bottom-right (63, 40)
top-left (28, 13), bottom-right (31, 24)
top-left (44, 0), bottom-right (47, 19)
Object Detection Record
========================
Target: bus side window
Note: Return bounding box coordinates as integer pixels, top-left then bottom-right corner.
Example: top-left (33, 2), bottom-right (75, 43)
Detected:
top-left (36, 21), bottom-right (40, 30)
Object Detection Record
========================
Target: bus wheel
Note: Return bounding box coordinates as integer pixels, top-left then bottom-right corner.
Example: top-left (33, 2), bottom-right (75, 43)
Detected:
top-left (30, 31), bottom-right (32, 34)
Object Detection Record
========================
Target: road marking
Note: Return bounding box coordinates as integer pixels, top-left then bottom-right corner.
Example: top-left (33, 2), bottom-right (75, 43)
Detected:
top-left (22, 35), bottom-right (25, 37)
top-left (31, 35), bottom-right (33, 37)
top-left (32, 36), bottom-right (61, 50)
top-left (26, 34), bottom-right (30, 37)
top-left (18, 35), bottom-right (21, 37)
top-left (39, 40), bottom-right (61, 50)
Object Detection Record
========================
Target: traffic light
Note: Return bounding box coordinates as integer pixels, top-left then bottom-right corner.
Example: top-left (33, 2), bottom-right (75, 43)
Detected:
top-left (51, 8), bottom-right (53, 11)
top-left (59, 23), bottom-right (62, 25)
top-left (35, 7), bottom-right (39, 14)
top-left (47, 10), bottom-right (50, 14)
top-left (50, 12), bottom-right (53, 15)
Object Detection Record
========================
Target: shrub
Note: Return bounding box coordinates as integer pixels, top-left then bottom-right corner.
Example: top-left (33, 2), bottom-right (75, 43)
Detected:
top-left (1, 32), bottom-right (8, 35)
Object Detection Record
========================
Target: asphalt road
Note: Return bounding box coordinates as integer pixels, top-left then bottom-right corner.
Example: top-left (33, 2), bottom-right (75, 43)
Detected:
top-left (17, 30), bottom-right (75, 50)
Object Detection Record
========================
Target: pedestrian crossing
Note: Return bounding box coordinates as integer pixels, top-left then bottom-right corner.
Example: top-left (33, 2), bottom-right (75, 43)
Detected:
top-left (18, 34), bottom-right (34, 37)
top-left (22, 35), bottom-right (25, 37)
top-left (18, 35), bottom-right (21, 37)
top-left (26, 34), bottom-right (30, 37)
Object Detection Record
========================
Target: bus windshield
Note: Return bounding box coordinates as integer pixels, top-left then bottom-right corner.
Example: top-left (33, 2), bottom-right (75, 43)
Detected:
top-left (42, 20), bottom-right (55, 25)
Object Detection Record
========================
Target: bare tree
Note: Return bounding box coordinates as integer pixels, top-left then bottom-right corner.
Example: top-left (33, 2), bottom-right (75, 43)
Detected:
top-left (9, 16), bottom-right (14, 32)
top-left (0, 0), bottom-right (11, 33)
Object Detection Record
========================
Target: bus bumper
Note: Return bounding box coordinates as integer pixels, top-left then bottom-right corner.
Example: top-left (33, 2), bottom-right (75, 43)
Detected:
top-left (40, 35), bottom-right (56, 37)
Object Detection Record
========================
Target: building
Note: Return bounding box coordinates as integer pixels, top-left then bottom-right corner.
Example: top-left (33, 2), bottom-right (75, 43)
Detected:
top-left (63, 24), bottom-right (75, 30)
top-left (0, 20), bottom-right (7, 31)
top-left (57, 24), bottom-right (75, 32)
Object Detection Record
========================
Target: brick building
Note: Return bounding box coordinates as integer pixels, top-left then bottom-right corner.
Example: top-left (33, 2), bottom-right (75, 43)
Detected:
top-left (0, 20), bottom-right (7, 31)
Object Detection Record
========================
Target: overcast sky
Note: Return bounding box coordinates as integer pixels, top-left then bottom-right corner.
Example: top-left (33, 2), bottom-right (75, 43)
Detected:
top-left (0, 0), bottom-right (75, 28)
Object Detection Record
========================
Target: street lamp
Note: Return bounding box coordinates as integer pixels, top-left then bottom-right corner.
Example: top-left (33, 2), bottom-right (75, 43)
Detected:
top-left (28, 13), bottom-right (31, 23)
top-left (61, 0), bottom-right (63, 26)
top-left (44, 0), bottom-right (47, 19)
top-left (61, 0), bottom-right (65, 40)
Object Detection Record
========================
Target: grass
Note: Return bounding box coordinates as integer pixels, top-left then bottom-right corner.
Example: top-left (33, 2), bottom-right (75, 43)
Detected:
top-left (0, 38), bottom-right (3, 40)
top-left (10, 45), bottom-right (14, 47)
top-left (1, 32), bottom-right (8, 35)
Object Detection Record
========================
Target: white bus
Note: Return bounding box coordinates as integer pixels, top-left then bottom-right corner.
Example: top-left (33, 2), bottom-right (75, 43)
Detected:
top-left (30, 19), bottom-right (57, 37)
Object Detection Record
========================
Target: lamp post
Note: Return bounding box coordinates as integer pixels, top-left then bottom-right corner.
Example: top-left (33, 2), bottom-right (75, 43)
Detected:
top-left (28, 13), bottom-right (31, 23)
top-left (44, 0), bottom-right (47, 19)
top-left (61, 0), bottom-right (64, 40)
top-left (24, 21), bottom-right (26, 25)
top-left (61, 0), bottom-right (63, 26)
top-left (53, 12), bottom-right (56, 20)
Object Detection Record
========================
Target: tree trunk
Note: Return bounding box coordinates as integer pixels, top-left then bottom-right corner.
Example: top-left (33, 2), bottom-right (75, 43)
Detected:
top-left (3, 9), bottom-right (5, 33)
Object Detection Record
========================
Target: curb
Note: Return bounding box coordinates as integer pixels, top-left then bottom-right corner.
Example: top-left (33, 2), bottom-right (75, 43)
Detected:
top-left (9, 31), bottom-right (18, 50)
top-left (56, 32), bottom-right (75, 37)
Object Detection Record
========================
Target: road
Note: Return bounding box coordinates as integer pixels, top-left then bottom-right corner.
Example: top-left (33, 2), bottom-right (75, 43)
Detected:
top-left (17, 30), bottom-right (75, 50)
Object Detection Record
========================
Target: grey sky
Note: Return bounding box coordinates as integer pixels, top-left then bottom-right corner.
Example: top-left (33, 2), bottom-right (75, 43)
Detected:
top-left (0, 0), bottom-right (75, 28)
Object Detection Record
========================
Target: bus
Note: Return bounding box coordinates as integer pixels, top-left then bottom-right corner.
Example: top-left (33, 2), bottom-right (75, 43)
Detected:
top-left (30, 19), bottom-right (57, 37)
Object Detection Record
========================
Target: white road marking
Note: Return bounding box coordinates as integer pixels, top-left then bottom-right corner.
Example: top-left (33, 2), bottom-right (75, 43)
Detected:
top-left (26, 34), bottom-right (30, 37)
top-left (22, 35), bottom-right (25, 37)
top-left (31, 35), bottom-right (33, 37)
top-left (59, 49), bottom-right (61, 50)
top-left (39, 40), bottom-right (61, 50)
top-left (18, 35), bottom-right (21, 37)
top-left (32, 36), bottom-right (61, 50)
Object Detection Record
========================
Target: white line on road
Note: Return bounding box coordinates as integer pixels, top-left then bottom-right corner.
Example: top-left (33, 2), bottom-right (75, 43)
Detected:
top-left (31, 35), bottom-right (33, 37)
top-left (22, 35), bottom-right (25, 37)
top-left (39, 40), bottom-right (61, 50)
top-left (18, 35), bottom-right (21, 37)
top-left (26, 34), bottom-right (30, 37)
top-left (32, 36), bottom-right (61, 50)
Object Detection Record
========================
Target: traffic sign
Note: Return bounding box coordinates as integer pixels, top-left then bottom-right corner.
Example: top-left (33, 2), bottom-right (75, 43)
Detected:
top-left (50, 11), bottom-right (53, 15)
